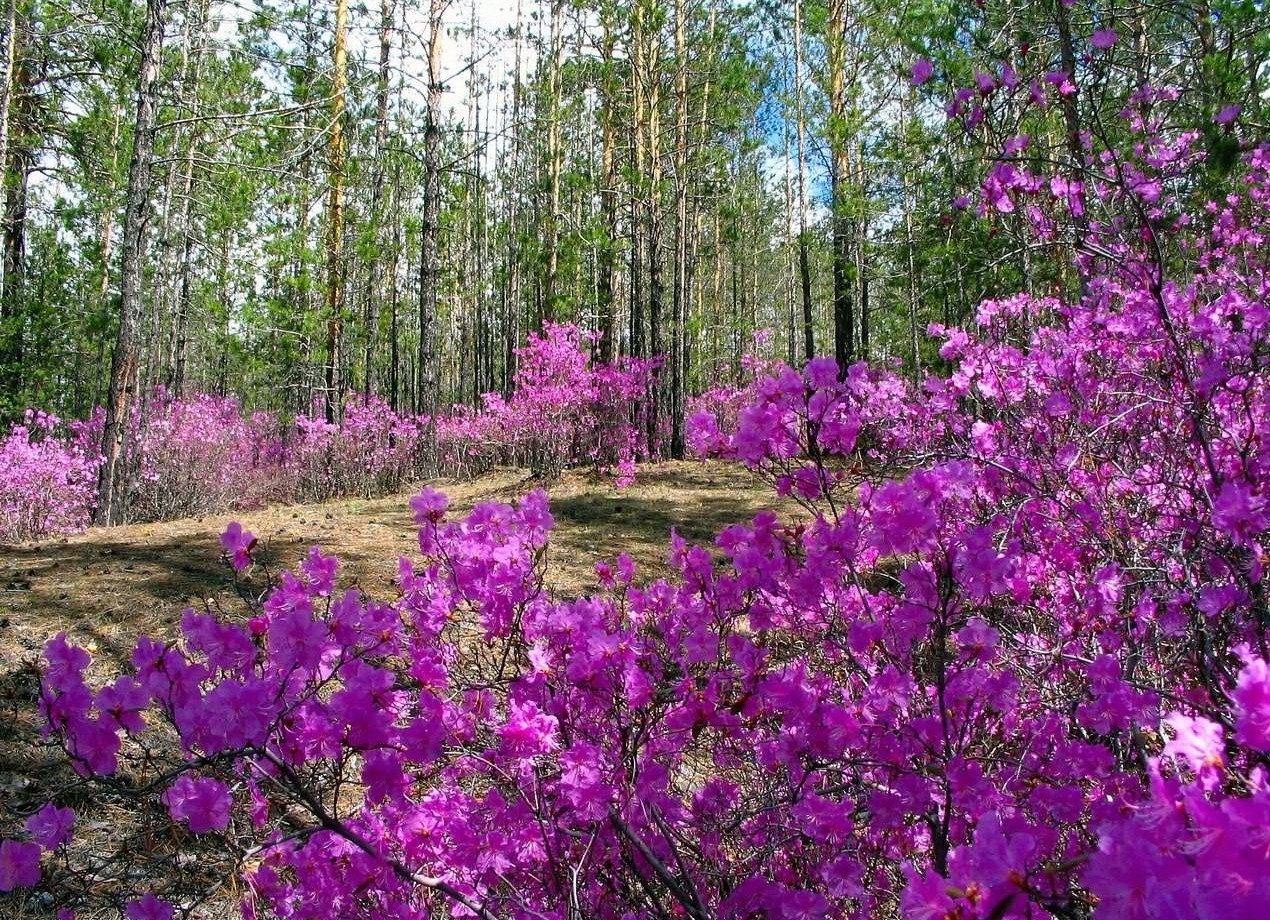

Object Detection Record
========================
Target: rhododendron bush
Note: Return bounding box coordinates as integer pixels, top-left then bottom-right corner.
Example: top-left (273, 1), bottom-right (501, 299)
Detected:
top-left (0, 325), bottom-right (649, 540)
top-left (0, 410), bottom-right (99, 542)
top-left (6, 13), bottom-right (1270, 911)
top-left (436, 324), bottom-right (655, 483)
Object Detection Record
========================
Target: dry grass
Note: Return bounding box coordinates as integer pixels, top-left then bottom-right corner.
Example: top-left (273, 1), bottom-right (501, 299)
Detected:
top-left (0, 460), bottom-right (790, 918)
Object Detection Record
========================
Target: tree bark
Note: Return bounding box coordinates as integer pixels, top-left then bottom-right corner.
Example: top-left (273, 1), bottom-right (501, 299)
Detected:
top-left (826, 0), bottom-right (854, 372)
top-left (793, 0), bottom-right (813, 363)
top-left (363, 0), bottom-right (395, 398)
top-left (96, 0), bottom-right (167, 526)
top-left (541, 0), bottom-right (564, 322)
top-left (324, 0), bottom-right (348, 421)
top-left (669, 0), bottom-right (688, 459)
top-left (0, 0), bottom-right (25, 401)
top-left (417, 0), bottom-right (445, 433)
top-left (170, 0), bottom-right (209, 397)
top-left (596, 10), bottom-right (619, 362)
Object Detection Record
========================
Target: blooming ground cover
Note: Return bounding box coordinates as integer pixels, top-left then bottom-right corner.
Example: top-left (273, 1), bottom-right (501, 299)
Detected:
top-left (0, 324), bottom-right (652, 544)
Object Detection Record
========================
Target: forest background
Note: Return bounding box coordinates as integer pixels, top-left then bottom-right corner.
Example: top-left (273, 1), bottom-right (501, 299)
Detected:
top-left (0, 0), bottom-right (1265, 495)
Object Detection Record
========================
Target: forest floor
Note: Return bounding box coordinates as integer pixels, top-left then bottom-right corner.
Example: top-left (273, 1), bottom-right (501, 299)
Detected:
top-left (0, 459), bottom-right (791, 919)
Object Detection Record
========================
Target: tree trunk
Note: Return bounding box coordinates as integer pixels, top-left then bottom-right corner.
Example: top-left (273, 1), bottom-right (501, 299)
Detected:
top-left (363, 0), bottom-right (395, 398)
top-left (2, 146), bottom-right (27, 394)
top-left (596, 11), bottom-right (619, 363)
top-left (669, 0), bottom-right (688, 459)
top-left (170, 0), bottom-right (209, 397)
top-left (1054, 0), bottom-right (1090, 295)
top-left (0, 0), bottom-right (25, 401)
top-left (826, 0), bottom-right (854, 372)
top-left (635, 0), bottom-right (663, 455)
top-left (0, 0), bottom-right (15, 228)
top-left (793, 0), bottom-right (813, 363)
top-left (92, 105), bottom-right (121, 410)
top-left (541, 0), bottom-right (564, 322)
top-left (324, 0), bottom-right (348, 421)
top-left (417, 0), bottom-right (445, 434)
top-left (95, 0), bottom-right (166, 526)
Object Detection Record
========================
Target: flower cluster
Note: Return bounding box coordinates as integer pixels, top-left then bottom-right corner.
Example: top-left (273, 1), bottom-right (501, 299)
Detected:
top-left (1, 326), bottom-right (655, 542)
top-left (436, 323), bottom-right (656, 483)
top-left (13, 140), bottom-right (1270, 908)
top-left (0, 410), bottom-right (99, 542)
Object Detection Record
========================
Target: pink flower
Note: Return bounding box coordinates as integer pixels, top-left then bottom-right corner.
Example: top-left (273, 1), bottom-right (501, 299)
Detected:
top-left (805, 356), bottom-right (839, 389)
top-left (781, 889), bottom-right (830, 920)
top-left (1212, 481), bottom-right (1268, 545)
top-left (1044, 69), bottom-right (1077, 96)
top-left (1215, 104), bottom-right (1242, 126)
top-left (125, 894), bottom-right (174, 920)
top-left (220, 521), bottom-right (256, 571)
top-left (1090, 28), bottom-right (1118, 50)
top-left (162, 774), bottom-right (233, 834)
top-left (1234, 655), bottom-right (1270, 752)
top-left (300, 545), bottom-right (339, 596)
top-left (1003, 134), bottom-right (1030, 155)
top-left (1162, 713), bottom-right (1224, 787)
top-left (911, 58), bottom-right (934, 85)
top-left (25, 804), bottom-right (75, 850)
top-left (559, 743), bottom-right (610, 820)
top-left (0, 839), bottom-right (41, 892)
top-left (499, 699), bottom-right (559, 756)
top-left (409, 486), bottom-right (449, 522)
top-left (96, 674), bottom-right (150, 733)
top-left (66, 716), bottom-right (122, 776)
top-left (361, 749), bottom-right (410, 803)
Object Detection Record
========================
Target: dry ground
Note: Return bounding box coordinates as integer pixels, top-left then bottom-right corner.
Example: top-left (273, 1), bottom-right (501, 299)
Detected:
top-left (0, 460), bottom-right (790, 918)
top-left (1, 460), bottom-right (785, 665)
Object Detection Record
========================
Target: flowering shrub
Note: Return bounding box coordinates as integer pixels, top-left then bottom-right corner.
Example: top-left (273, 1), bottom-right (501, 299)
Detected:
top-left (288, 394), bottom-right (430, 503)
top-left (129, 391), bottom-right (283, 521)
top-left (686, 335), bottom-right (784, 453)
top-left (0, 327), bottom-right (654, 541)
top-left (445, 324), bottom-right (656, 483)
top-left (7, 24), bottom-right (1270, 920)
top-left (0, 410), bottom-right (99, 542)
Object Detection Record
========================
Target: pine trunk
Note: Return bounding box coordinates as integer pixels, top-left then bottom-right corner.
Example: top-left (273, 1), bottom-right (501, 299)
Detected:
top-left (324, 0), bottom-right (348, 421)
top-left (95, 0), bottom-right (166, 526)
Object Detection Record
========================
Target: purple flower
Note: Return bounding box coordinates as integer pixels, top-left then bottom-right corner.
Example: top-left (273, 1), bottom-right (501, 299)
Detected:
top-left (162, 774), bottom-right (232, 834)
top-left (1003, 134), bottom-right (1030, 155)
top-left (1163, 713), bottom-right (1224, 787)
top-left (1212, 481), bottom-right (1269, 545)
top-left (125, 894), bottom-right (174, 920)
top-left (1234, 655), bottom-right (1270, 752)
top-left (1215, 103), bottom-right (1242, 126)
top-left (409, 486), bottom-right (449, 522)
top-left (220, 521), bottom-right (256, 571)
top-left (300, 545), bottom-right (339, 595)
top-left (911, 58), bottom-right (934, 86)
top-left (25, 804), bottom-right (75, 850)
top-left (0, 839), bottom-right (41, 892)
top-left (1090, 28), bottom-right (1118, 50)
top-left (499, 699), bottom-right (559, 756)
